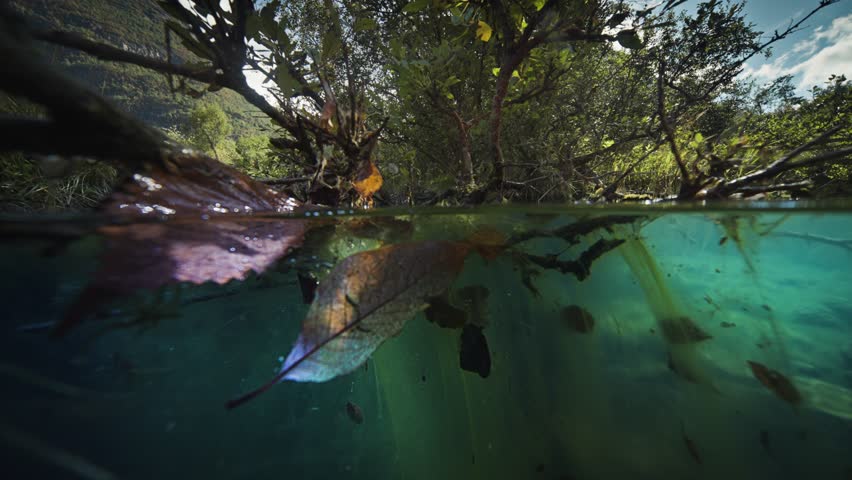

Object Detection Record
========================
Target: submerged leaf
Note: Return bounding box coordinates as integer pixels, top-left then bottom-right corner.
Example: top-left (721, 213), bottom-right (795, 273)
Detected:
top-left (425, 295), bottom-right (468, 329)
top-left (659, 316), bottom-right (712, 344)
top-left (561, 305), bottom-right (595, 333)
top-left (747, 361), bottom-right (802, 405)
top-left (460, 324), bottom-right (491, 378)
top-left (226, 240), bottom-right (472, 408)
top-left (345, 401), bottom-right (364, 424)
top-left (454, 285), bottom-right (490, 328)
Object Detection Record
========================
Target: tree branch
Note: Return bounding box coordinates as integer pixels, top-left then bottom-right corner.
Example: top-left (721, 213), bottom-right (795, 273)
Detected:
top-left (34, 29), bottom-right (221, 85)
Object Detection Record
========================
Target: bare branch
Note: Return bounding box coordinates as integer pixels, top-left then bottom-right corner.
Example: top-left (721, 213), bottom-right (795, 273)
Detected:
top-left (34, 30), bottom-right (221, 85)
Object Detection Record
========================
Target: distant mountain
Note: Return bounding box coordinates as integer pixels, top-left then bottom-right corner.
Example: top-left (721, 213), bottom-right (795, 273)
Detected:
top-left (12, 0), bottom-right (270, 138)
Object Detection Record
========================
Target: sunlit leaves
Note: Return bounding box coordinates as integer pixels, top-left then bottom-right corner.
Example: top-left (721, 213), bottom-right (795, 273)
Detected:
top-left (402, 0), bottom-right (430, 14)
top-left (354, 17), bottom-right (378, 32)
top-left (275, 66), bottom-right (300, 97)
top-left (476, 20), bottom-right (493, 42)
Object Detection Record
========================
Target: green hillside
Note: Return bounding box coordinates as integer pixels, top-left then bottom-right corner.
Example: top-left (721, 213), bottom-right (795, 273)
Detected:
top-left (12, 0), bottom-right (269, 137)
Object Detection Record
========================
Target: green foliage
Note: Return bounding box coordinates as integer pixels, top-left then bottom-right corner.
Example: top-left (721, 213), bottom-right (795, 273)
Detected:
top-left (186, 103), bottom-right (232, 154)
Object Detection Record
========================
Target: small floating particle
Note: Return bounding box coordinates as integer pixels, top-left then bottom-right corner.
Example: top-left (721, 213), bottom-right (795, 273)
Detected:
top-left (714, 268), bottom-right (721, 273)
top-left (421, 375), bottom-right (426, 383)
top-left (761, 304), bottom-right (772, 312)
top-left (719, 236), bottom-right (728, 245)
top-left (720, 321), bottom-right (736, 328)
top-left (345, 401), bottom-right (364, 424)
top-left (683, 431), bottom-right (702, 465)
top-left (759, 429), bottom-right (771, 455)
top-left (560, 305), bottom-right (595, 333)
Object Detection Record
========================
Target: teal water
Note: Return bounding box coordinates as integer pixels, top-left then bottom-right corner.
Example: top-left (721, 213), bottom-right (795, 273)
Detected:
top-left (1, 205), bottom-right (851, 479)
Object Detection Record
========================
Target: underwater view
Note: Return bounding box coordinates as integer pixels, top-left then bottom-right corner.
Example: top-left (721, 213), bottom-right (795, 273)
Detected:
top-left (1, 204), bottom-right (851, 480)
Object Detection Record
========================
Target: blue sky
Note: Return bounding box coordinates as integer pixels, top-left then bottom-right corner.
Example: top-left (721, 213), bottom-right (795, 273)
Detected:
top-left (681, 0), bottom-right (851, 95)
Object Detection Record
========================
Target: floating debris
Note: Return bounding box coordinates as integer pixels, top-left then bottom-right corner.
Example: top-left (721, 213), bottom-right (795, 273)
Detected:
top-left (719, 236), bottom-right (728, 245)
top-left (747, 361), bottom-right (802, 405)
top-left (345, 401), bottom-right (364, 424)
top-left (720, 321), bottom-right (736, 328)
top-left (681, 421), bottom-right (703, 465)
top-left (659, 316), bottom-right (712, 344)
top-left (424, 295), bottom-right (467, 329)
top-left (759, 429), bottom-right (772, 456)
top-left (460, 324), bottom-right (491, 378)
top-left (668, 351), bottom-right (699, 383)
top-left (561, 305), bottom-right (595, 333)
top-left (297, 271), bottom-right (319, 304)
top-left (455, 285), bottom-right (490, 328)
top-left (761, 304), bottom-right (772, 312)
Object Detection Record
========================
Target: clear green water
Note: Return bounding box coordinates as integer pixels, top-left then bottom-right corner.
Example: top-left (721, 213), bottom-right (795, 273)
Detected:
top-left (1, 204), bottom-right (851, 480)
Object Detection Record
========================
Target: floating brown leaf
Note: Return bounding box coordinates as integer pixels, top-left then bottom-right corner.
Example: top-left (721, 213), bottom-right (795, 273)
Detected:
top-left (747, 361), bottom-right (802, 405)
top-left (226, 240), bottom-right (472, 409)
top-left (659, 316), bottom-right (712, 344)
top-left (56, 153), bottom-right (306, 335)
top-left (561, 305), bottom-right (595, 333)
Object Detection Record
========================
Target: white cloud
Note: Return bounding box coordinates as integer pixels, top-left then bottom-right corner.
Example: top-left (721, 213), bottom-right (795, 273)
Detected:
top-left (742, 13), bottom-right (852, 92)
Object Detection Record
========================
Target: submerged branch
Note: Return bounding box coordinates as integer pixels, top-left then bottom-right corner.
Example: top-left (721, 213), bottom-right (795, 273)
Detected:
top-left (521, 238), bottom-right (626, 281)
top-left (769, 231), bottom-right (852, 251)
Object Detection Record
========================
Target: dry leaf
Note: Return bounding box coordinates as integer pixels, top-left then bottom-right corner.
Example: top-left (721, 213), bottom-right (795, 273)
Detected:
top-left (226, 240), bottom-right (471, 408)
top-left (352, 161), bottom-right (383, 200)
top-left (747, 361), bottom-right (802, 405)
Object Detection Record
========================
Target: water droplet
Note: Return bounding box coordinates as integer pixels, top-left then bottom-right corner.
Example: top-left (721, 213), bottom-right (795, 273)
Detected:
top-left (229, 247), bottom-right (236, 253)
top-left (312, 211), bottom-right (320, 217)
top-left (326, 211), bottom-right (333, 215)
top-left (244, 236), bottom-right (251, 241)
top-left (201, 214), bottom-right (210, 220)
top-left (304, 212), bottom-right (312, 217)
top-left (277, 356), bottom-right (284, 362)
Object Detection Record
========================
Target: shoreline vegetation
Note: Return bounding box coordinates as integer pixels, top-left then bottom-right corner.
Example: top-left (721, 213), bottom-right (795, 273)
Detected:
top-left (0, 0), bottom-right (848, 213)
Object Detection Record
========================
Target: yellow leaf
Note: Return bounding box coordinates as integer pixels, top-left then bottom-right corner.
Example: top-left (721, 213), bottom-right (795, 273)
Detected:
top-left (352, 160), bottom-right (383, 199)
top-left (476, 20), bottom-right (492, 42)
